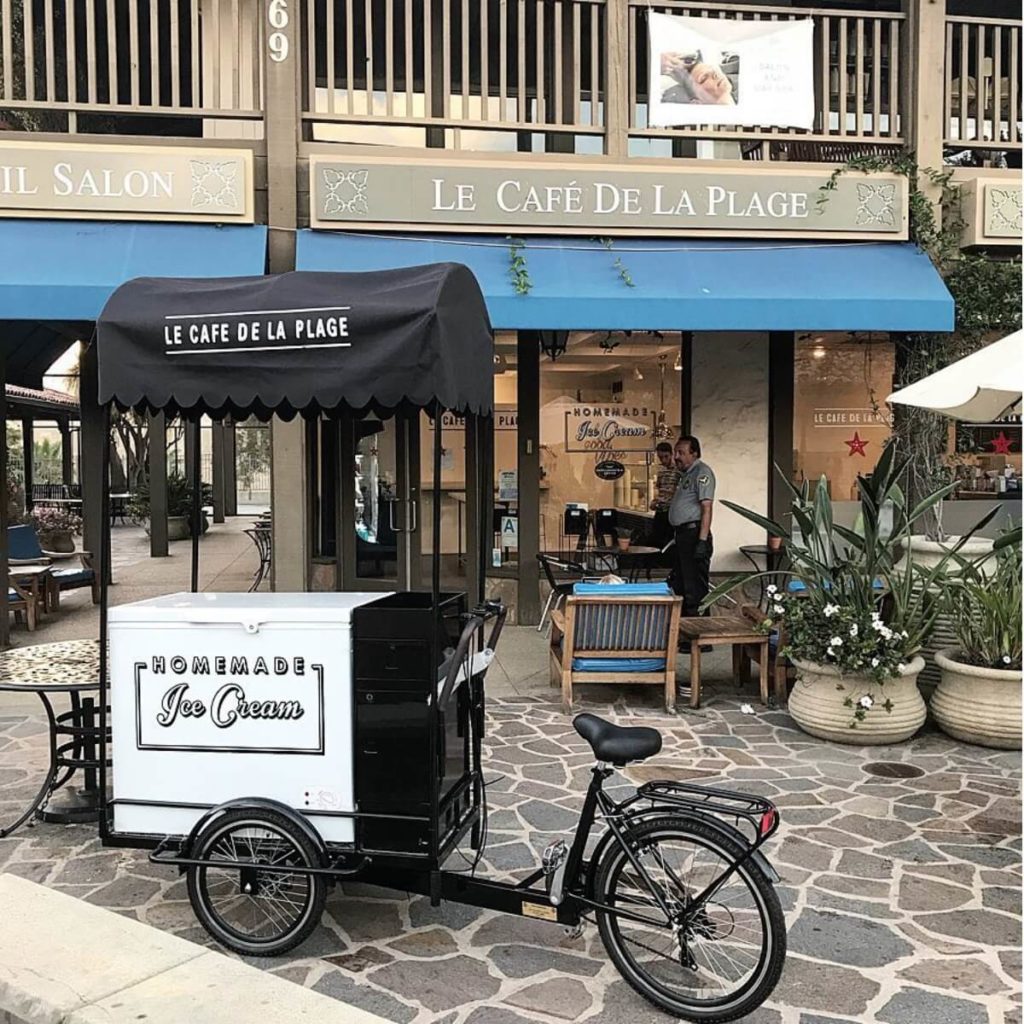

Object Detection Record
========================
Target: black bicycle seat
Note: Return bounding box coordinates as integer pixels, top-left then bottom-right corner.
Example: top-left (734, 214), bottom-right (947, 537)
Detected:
top-left (573, 714), bottom-right (662, 766)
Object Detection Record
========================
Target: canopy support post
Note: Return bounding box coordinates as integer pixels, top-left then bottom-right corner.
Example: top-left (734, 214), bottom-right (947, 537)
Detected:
top-left (60, 418), bottom-right (73, 488)
top-left (80, 342), bottom-right (107, 585)
top-left (98, 401), bottom-right (111, 841)
top-left (148, 411), bottom-right (168, 558)
top-left (211, 420), bottom-right (226, 524)
top-left (190, 415), bottom-right (201, 593)
top-left (0, 351), bottom-right (9, 651)
top-left (432, 407), bottom-right (443, 608)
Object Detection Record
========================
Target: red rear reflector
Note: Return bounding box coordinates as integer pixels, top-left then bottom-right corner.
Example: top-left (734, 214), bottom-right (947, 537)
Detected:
top-left (760, 810), bottom-right (777, 836)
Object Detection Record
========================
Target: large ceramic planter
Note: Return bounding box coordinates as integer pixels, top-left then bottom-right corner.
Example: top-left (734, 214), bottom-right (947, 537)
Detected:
top-left (39, 530), bottom-right (75, 553)
top-left (931, 649), bottom-right (1022, 750)
top-left (897, 535), bottom-right (995, 699)
top-left (789, 656), bottom-right (927, 745)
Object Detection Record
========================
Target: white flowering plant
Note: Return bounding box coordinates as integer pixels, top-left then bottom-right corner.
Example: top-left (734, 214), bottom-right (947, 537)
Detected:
top-left (761, 588), bottom-right (911, 685)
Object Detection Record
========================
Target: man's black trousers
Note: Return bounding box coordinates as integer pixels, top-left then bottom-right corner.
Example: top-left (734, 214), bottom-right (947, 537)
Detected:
top-left (672, 524), bottom-right (713, 617)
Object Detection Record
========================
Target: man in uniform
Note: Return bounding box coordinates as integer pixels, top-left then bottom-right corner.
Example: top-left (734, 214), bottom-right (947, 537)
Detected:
top-left (668, 435), bottom-right (715, 617)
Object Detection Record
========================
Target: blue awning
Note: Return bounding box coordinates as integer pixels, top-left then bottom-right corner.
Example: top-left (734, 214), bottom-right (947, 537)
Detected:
top-left (296, 232), bottom-right (954, 332)
top-left (0, 220), bottom-right (267, 321)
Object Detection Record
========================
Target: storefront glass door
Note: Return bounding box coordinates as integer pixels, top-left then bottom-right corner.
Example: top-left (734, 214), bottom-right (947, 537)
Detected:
top-left (341, 411), bottom-right (421, 591)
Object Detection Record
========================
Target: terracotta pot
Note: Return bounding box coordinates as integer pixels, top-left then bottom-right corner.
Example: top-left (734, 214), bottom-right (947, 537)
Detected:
top-left (767, 535), bottom-right (783, 552)
top-left (167, 516), bottom-right (190, 542)
top-left (931, 649), bottom-right (1022, 750)
top-left (789, 656), bottom-right (927, 745)
top-left (39, 530), bottom-right (75, 553)
top-left (617, 537), bottom-right (631, 551)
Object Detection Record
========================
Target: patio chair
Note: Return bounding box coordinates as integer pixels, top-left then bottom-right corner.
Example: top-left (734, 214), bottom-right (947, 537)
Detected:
top-left (536, 553), bottom-right (601, 633)
top-left (549, 582), bottom-right (683, 712)
top-left (739, 603), bottom-right (792, 706)
top-left (8, 577), bottom-right (38, 631)
top-left (7, 524), bottom-right (99, 605)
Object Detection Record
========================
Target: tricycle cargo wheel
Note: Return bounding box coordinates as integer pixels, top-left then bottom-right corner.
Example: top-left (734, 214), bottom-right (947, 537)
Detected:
top-left (186, 806), bottom-right (326, 956)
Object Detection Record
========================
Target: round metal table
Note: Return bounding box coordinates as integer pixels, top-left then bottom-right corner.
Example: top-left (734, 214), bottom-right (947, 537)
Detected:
top-left (0, 639), bottom-right (105, 837)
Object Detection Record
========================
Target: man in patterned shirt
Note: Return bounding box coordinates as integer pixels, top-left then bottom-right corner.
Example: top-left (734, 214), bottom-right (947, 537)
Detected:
top-left (650, 441), bottom-right (681, 549)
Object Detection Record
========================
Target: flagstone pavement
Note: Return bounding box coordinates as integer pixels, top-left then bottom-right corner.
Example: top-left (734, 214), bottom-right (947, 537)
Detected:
top-left (0, 523), bottom-right (1020, 1024)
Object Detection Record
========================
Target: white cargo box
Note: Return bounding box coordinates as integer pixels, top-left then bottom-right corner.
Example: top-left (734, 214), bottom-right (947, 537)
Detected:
top-left (109, 591), bottom-right (390, 844)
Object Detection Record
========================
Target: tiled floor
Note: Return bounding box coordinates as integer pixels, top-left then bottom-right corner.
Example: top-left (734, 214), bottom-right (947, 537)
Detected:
top-left (1, 626), bottom-right (1020, 1024)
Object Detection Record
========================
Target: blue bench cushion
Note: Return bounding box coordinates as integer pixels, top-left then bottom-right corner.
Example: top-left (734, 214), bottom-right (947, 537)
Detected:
top-left (8, 589), bottom-right (22, 602)
top-left (787, 578), bottom-right (884, 593)
top-left (573, 582), bottom-right (672, 596)
top-left (52, 568), bottom-right (93, 585)
top-left (572, 656), bottom-right (667, 673)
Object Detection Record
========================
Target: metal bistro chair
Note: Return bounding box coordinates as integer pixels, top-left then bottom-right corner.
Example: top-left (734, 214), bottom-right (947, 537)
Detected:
top-left (537, 553), bottom-right (600, 633)
top-left (245, 525), bottom-right (272, 592)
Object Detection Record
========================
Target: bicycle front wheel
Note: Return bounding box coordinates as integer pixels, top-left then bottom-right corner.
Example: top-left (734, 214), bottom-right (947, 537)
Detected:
top-left (593, 816), bottom-right (785, 1023)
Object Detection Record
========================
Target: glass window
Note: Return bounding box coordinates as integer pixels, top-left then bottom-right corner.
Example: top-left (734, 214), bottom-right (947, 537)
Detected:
top-left (538, 332), bottom-right (683, 553)
top-left (793, 333), bottom-right (894, 500)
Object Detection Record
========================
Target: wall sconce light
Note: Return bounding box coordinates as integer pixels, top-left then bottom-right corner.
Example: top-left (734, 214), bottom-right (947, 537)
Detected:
top-left (539, 331), bottom-right (569, 361)
top-left (812, 344), bottom-right (826, 360)
top-left (673, 352), bottom-right (683, 371)
top-left (493, 352), bottom-right (508, 374)
top-left (633, 366), bottom-right (644, 382)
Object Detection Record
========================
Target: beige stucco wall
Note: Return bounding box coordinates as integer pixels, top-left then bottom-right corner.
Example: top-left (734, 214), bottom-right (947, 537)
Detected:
top-left (690, 333), bottom-right (769, 572)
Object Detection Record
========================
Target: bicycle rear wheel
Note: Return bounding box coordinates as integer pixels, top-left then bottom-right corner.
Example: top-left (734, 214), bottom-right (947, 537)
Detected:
top-left (593, 815), bottom-right (785, 1023)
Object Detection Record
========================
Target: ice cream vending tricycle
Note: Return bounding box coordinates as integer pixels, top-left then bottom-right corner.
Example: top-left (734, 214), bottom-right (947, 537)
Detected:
top-left (93, 266), bottom-right (785, 1023)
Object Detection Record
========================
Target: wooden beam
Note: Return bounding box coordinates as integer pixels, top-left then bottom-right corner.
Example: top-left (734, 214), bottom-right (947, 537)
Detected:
top-left (0, 352), bottom-right (9, 649)
top-left (768, 332), bottom-right (795, 528)
top-left (59, 419), bottom-right (73, 488)
top-left (605, 0), bottom-right (629, 159)
top-left (516, 331), bottom-right (541, 625)
top-left (21, 418), bottom-right (33, 511)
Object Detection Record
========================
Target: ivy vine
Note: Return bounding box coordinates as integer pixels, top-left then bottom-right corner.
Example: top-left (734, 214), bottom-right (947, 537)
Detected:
top-left (818, 153), bottom-right (1022, 539)
top-left (600, 237), bottom-right (636, 288)
top-left (506, 237), bottom-right (532, 296)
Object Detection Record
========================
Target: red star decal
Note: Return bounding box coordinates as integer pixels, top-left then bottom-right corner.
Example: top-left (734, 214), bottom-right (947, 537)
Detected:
top-left (990, 431), bottom-right (1014, 455)
top-left (845, 432), bottom-right (869, 457)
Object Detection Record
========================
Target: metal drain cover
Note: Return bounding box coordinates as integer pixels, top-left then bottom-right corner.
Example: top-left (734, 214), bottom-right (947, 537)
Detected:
top-left (862, 761), bottom-right (926, 779)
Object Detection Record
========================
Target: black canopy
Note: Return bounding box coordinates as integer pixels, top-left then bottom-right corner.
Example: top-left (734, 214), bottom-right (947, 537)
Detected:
top-left (95, 263), bottom-right (493, 418)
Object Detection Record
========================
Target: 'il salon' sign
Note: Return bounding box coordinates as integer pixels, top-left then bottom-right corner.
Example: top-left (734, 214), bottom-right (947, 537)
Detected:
top-left (135, 654), bottom-right (325, 753)
top-left (0, 140), bottom-right (254, 222)
top-left (311, 153), bottom-right (908, 238)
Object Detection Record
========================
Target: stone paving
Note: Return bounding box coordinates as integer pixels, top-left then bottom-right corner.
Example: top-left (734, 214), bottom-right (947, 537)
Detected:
top-left (0, 642), bottom-right (1020, 1024)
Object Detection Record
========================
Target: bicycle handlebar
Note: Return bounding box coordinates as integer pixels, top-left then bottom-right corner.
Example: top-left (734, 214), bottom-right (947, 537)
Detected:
top-left (438, 599), bottom-right (507, 711)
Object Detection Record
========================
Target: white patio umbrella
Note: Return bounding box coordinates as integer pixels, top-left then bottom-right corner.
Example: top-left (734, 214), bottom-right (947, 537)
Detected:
top-left (887, 330), bottom-right (1023, 422)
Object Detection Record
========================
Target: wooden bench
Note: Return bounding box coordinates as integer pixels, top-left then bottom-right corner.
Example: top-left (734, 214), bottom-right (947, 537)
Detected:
top-left (680, 615), bottom-right (770, 710)
top-left (0, 874), bottom-right (388, 1024)
top-left (549, 585), bottom-right (682, 712)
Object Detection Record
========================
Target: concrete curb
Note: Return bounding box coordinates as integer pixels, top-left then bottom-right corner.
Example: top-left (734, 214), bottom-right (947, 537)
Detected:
top-left (0, 875), bottom-right (386, 1023)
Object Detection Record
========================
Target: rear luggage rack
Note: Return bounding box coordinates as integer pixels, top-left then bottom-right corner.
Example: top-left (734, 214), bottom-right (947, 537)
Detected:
top-left (633, 780), bottom-right (780, 845)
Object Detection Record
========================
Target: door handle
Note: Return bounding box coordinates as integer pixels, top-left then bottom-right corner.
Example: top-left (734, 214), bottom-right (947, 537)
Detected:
top-left (407, 499), bottom-right (418, 533)
top-left (387, 498), bottom-right (406, 534)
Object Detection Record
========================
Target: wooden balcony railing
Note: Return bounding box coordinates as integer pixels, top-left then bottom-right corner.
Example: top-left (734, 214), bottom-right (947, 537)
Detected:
top-left (301, 0), bottom-right (607, 140)
top-left (300, 0), bottom-right (906, 161)
top-left (0, 0), bottom-right (262, 133)
top-left (945, 12), bottom-right (1022, 153)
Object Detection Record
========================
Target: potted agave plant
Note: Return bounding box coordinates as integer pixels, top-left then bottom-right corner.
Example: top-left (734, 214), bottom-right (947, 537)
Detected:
top-left (704, 443), bottom-right (997, 744)
top-left (30, 504), bottom-right (82, 553)
top-left (931, 534), bottom-right (1022, 749)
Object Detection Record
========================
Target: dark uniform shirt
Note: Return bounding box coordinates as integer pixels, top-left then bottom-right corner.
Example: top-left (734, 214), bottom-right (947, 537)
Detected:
top-left (668, 459), bottom-right (716, 526)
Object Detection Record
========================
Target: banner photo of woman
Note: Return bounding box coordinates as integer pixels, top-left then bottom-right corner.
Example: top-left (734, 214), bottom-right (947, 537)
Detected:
top-left (648, 13), bottom-right (815, 130)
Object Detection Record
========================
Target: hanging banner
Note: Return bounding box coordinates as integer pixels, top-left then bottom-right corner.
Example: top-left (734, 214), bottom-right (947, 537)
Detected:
top-left (648, 13), bottom-right (814, 130)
